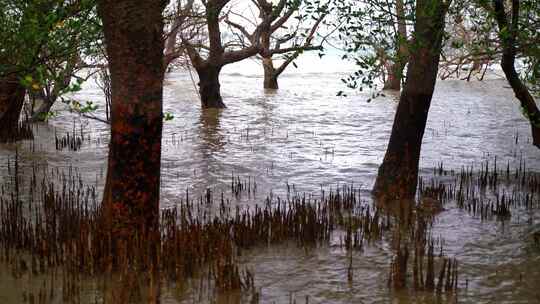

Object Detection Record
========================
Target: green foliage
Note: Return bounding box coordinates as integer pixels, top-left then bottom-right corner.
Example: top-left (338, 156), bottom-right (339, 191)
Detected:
top-left (330, 0), bottom-right (416, 93)
top-left (0, 0), bottom-right (102, 99)
top-left (36, 110), bottom-right (59, 122)
top-left (333, 0), bottom-right (539, 96)
top-left (164, 112), bottom-right (175, 121)
top-left (517, 0), bottom-right (540, 95)
top-left (69, 100), bottom-right (98, 114)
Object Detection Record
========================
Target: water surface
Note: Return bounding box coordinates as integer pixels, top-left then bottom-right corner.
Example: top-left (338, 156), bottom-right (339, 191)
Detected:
top-left (1, 54), bottom-right (539, 303)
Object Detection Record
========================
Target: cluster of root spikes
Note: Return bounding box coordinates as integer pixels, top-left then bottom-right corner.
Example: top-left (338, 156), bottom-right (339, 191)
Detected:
top-left (388, 212), bottom-right (459, 295)
top-left (54, 123), bottom-right (90, 152)
top-left (55, 131), bottom-right (84, 152)
top-left (1, 156), bottom-right (394, 302)
top-left (230, 174), bottom-right (257, 197)
top-left (419, 157), bottom-right (540, 220)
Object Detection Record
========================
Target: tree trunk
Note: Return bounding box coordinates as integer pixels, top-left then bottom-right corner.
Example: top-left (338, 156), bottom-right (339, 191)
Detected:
top-left (263, 57), bottom-right (279, 89)
top-left (383, 0), bottom-right (408, 91)
top-left (500, 63), bottom-right (540, 147)
top-left (29, 96), bottom-right (54, 122)
top-left (472, 59), bottom-right (482, 72)
top-left (383, 63), bottom-right (403, 91)
top-left (0, 75), bottom-right (27, 142)
top-left (197, 64), bottom-right (226, 108)
top-left (493, 0), bottom-right (540, 148)
top-left (373, 0), bottom-right (447, 200)
top-left (97, 2), bottom-right (165, 299)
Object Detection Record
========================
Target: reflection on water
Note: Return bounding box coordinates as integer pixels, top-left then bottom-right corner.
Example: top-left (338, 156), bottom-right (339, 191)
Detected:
top-left (199, 108), bottom-right (226, 154)
top-left (0, 58), bottom-right (539, 303)
top-left (193, 108), bottom-right (227, 190)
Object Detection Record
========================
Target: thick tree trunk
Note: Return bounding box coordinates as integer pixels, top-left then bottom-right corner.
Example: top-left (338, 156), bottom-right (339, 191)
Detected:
top-left (197, 65), bottom-right (226, 108)
top-left (97, 3), bottom-right (165, 300)
top-left (0, 75), bottom-right (27, 142)
top-left (493, 0), bottom-right (540, 148)
top-left (99, 0), bottom-right (165, 241)
top-left (373, 0), bottom-right (447, 200)
top-left (263, 57), bottom-right (279, 89)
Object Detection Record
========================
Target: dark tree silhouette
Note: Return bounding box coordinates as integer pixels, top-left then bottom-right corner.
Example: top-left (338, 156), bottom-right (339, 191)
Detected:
top-left (183, 0), bottom-right (262, 108)
top-left (0, 74), bottom-right (26, 141)
top-left (493, 0), bottom-right (540, 148)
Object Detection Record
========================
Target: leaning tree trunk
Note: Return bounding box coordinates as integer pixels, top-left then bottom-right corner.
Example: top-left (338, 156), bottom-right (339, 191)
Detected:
top-left (373, 0), bottom-right (448, 200)
top-left (493, 0), bottom-right (540, 148)
top-left (0, 75), bottom-right (27, 142)
top-left (263, 57), bottom-right (279, 89)
top-left (98, 1), bottom-right (166, 301)
top-left (197, 64), bottom-right (226, 108)
top-left (500, 60), bottom-right (540, 147)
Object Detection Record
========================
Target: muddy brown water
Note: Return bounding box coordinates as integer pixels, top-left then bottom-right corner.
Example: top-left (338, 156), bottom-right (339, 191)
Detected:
top-left (0, 57), bottom-right (539, 303)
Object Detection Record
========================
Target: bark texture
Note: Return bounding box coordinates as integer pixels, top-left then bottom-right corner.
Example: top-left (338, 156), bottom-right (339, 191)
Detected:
top-left (373, 0), bottom-right (448, 200)
top-left (98, 0), bottom-right (166, 238)
top-left (197, 64), bottom-right (226, 108)
top-left (263, 57), bottom-right (279, 89)
top-left (97, 3), bottom-right (166, 297)
top-left (0, 75), bottom-right (27, 142)
top-left (493, 0), bottom-right (540, 148)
